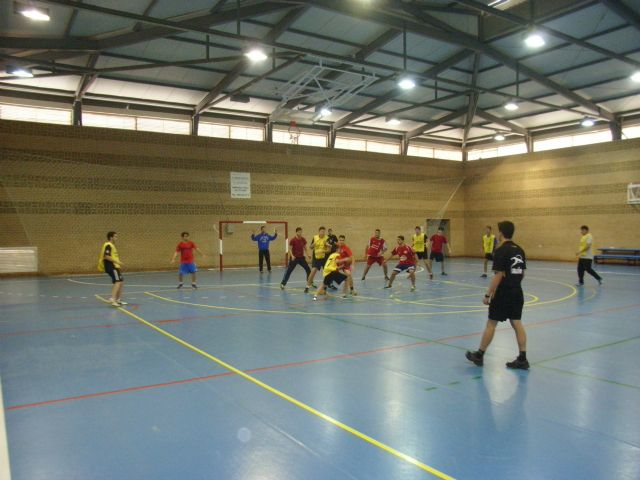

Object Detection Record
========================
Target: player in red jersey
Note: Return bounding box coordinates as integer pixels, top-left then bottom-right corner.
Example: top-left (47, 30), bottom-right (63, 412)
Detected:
top-left (171, 232), bottom-right (205, 289)
top-left (361, 228), bottom-right (389, 282)
top-left (384, 235), bottom-right (417, 291)
top-left (337, 234), bottom-right (357, 297)
top-left (428, 227), bottom-right (452, 276)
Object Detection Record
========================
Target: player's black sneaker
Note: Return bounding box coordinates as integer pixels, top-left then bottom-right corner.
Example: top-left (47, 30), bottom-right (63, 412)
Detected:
top-left (506, 357), bottom-right (530, 370)
top-left (328, 284), bottom-right (338, 291)
top-left (280, 283), bottom-right (285, 290)
top-left (191, 283), bottom-right (197, 289)
top-left (441, 272), bottom-right (448, 276)
top-left (481, 273), bottom-right (487, 278)
top-left (383, 284), bottom-right (392, 289)
top-left (465, 350), bottom-right (484, 366)
top-left (177, 283), bottom-right (183, 289)
top-left (304, 287), bottom-right (309, 293)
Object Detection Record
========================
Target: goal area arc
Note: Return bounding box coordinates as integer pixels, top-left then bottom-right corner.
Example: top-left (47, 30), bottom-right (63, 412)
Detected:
top-left (218, 220), bottom-right (289, 272)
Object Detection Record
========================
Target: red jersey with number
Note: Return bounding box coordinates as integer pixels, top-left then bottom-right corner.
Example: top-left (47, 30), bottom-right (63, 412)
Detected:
top-left (392, 245), bottom-right (416, 265)
top-left (367, 237), bottom-right (386, 257)
top-left (338, 244), bottom-right (353, 271)
top-left (289, 236), bottom-right (307, 258)
top-left (430, 234), bottom-right (447, 253)
top-left (176, 241), bottom-right (197, 263)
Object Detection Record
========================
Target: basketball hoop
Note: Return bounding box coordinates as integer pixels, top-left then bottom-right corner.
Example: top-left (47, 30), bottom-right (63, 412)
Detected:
top-left (288, 120), bottom-right (301, 145)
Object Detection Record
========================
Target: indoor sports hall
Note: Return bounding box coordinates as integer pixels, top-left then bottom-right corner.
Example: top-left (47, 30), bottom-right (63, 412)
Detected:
top-left (1, 1), bottom-right (640, 479)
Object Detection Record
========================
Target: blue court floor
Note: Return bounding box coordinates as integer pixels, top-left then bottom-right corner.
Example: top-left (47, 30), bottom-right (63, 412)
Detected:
top-left (1, 258), bottom-right (639, 480)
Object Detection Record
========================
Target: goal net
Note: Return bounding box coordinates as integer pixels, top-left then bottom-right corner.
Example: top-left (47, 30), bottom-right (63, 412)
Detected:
top-left (218, 221), bottom-right (288, 272)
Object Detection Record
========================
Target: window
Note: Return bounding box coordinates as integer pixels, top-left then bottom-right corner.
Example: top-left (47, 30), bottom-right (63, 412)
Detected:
top-left (230, 126), bottom-right (264, 141)
top-left (198, 123), bottom-right (230, 138)
top-left (136, 117), bottom-right (190, 135)
top-left (407, 145), bottom-right (434, 158)
top-left (335, 136), bottom-right (399, 153)
top-left (498, 143), bottom-right (527, 156)
top-left (83, 112), bottom-right (136, 130)
top-left (0, 104), bottom-right (71, 125)
top-left (622, 125), bottom-right (640, 139)
top-left (434, 149), bottom-right (463, 161)
top-left (467, 143), bottom-right (527, 160)
top-left (335, 137), bottom-right (366, 151)
top-left (366, 140), bottom-right (399, 154)
top-left (273, 129), bottom-right (328, 147)
top-left (534, 130), bottom-right (612, 152)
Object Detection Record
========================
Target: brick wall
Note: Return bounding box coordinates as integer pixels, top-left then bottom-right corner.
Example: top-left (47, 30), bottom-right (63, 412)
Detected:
top-left (463, 138), bottom-right (640, 261)
top-left (0, 120), bottom-right (465, 274)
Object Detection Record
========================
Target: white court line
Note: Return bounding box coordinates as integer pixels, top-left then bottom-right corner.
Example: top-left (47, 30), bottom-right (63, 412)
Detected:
top-left (0, 376), bottom-right (12, 480)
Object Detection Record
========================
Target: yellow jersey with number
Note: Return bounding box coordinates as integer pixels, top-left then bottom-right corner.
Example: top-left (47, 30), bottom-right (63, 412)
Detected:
top-left (312, 235), bottom-right (327, 259)
top-left (482, 234), bottom-right (496, 254)
top-left (98, 241), bottom-right (119, 272)
top-left (412, 234), bottom-right (426, 253)
top-left (323, 253), bottom-right (341, 276)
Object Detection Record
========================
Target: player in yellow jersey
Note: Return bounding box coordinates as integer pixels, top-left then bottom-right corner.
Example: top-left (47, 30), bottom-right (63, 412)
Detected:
top-left (97, 231), bottom-right (127, 307)
top-left (313, 244), bottom-right (354, 300)
top-left (481, 225), bottom-right (496, 278)
top-left (305, 226), bottom-right (328, 293)
top-left (412, 226), bottom-right (433, 280)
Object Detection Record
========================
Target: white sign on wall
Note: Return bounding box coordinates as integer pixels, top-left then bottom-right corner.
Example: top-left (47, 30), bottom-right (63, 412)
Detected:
top-left (230, 172), bottom-right (251, 199)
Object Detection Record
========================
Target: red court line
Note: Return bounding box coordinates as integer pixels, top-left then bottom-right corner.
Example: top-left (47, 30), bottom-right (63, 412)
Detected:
top-left (7, 303), bottom-right (639, 411)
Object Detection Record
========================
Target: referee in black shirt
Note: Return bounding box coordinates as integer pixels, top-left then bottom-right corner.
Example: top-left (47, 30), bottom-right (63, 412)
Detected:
top-left (466, 221), bottom-right (529, 370)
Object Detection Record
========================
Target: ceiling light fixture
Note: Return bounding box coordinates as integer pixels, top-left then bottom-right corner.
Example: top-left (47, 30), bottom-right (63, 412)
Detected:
top-left (504, 100), bottom-right (519, 111)
top-left (386, 117), bottom-right (401, 126)
top-left (320, 105), bottom-right (332, 117)
top-left (631, 71), bottom-right (640, 83)
top-left (524, 30), bottom-right (545, 48)
top-left (398, 76), bottom-right (415, 90)
top-left (581, 117), bottom-right (595, 127)
top-left (6, 65), bottom-right (34, 78)
top-left (16, 3), bottom-right (50, 21)
top-left (494, 133), bottom-right (506, 141)
top-left (244, 48), bottom-right (267, 62)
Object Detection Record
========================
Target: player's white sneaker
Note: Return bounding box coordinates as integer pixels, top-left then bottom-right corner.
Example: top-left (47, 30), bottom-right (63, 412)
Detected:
top-left (110, 299), bottom-right (119, 307)
top-left (117, 300), bottom-right (129, 305)
top-left (313, 295), bottom-right (318, 301)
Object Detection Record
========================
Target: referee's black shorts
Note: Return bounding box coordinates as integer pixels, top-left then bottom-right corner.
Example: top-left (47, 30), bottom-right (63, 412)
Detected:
top-left (488, 287), bottom-right (524, 322)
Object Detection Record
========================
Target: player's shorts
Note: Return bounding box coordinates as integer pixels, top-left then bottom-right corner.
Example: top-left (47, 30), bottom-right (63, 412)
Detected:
top-left (393, 263), bottom-right (416, 274)
top-left (312, 256), bottom-right (327, 270)
top-left (323, 271), bottom-right (347, 286)
top-left (179, 263), bottom-right (197, 275)
top-left (104, 264), bottom-right (123, 283)
top-left (484, 253), bottom-right (494, 261)
top-left (488, 288), bottom-right (524, 322)
top-left (366, 255), bottom-right (384, 266)
top-left (416, 251), bottom-right (427, 260)
top-left (430, 252), bottom-right (444, 262)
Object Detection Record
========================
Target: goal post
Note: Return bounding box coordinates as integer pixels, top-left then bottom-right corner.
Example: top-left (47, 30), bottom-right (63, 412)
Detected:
top-left (218, 220), bottom-right (289, 272)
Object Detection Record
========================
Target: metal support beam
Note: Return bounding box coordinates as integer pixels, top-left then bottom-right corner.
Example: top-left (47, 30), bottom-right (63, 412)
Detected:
top-left (75, 53), bottom-right (100, 102)
top-left (265, 121), bottom-right (273, 142)
top-left (610, 117), bottom-right (622, 140)
top-left (194, 5), bottom-right (306, 115)
top-left (72, 99), bottom-right (82, 126)
top-left (600, 0), bottom-right (640, 32)
top-left (329, 128), bottom-right (337, 148)
top-left (525, 133), bottom-right (534, 153)
top-left (191, 114), bottom-right (199, 135)
top-left (455, 0), bottom-right (640, 69)
top-left (474, 109), bottom-right (528, 135)
top-left (406, 107), bottom-right (468, 140)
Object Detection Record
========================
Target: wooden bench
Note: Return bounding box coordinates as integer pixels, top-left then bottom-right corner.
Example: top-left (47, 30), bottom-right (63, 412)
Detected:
top-left (594, 248), bottom-right (640, 265)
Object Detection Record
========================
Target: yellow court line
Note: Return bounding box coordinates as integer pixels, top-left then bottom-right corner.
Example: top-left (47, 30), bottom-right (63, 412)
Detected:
top-left (145, 291), bottom-right (486, 317)
top-left (95, 295), bottom-right (455, 480)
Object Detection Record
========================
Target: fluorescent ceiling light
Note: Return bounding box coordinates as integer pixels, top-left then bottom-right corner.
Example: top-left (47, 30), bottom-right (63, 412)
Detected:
top-left (386, 117), bottom-right (401, 126)
top-left (581, 118), bottom-right (595, 127)
top-left (7, 65), bottom-right (34, 78)
top-left (504, 101), bottom-right (519, 111)
top-left (488, 0), bottom-right (510, 6)
top-left (494, 133), bottom-right (505, 141)
top-left (398, 77), bottom-right (415, 90)
top-left (320, 106), bottom-right (332, 117)
top-left (631, 71), bottom-right (640, 83)
top-left (244, 48), bottom-right (267, 62)
top-left (17, 4), bottom-right (50, 21)
top-left (524, 31), bottom-right (545, 48)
